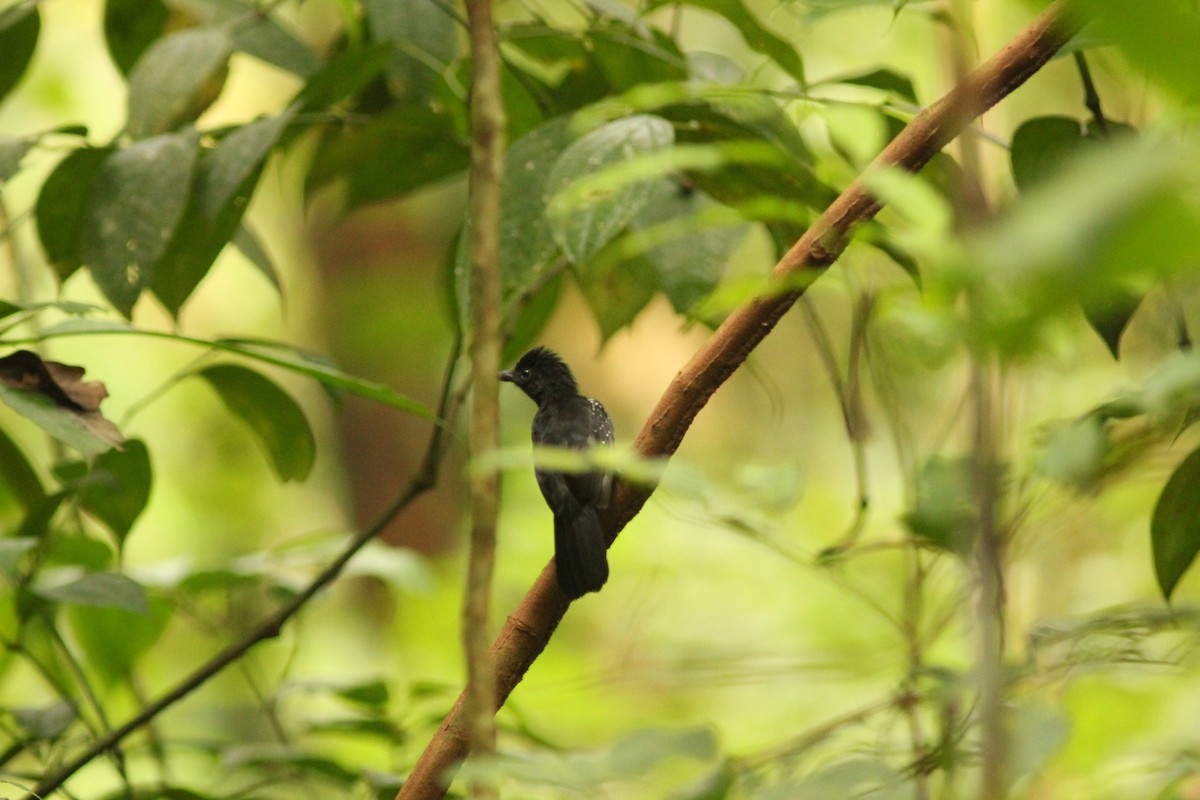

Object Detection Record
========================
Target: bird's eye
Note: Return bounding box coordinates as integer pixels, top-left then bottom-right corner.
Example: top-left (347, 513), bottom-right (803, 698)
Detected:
top-left (520, 368), bottom-right (531, 378)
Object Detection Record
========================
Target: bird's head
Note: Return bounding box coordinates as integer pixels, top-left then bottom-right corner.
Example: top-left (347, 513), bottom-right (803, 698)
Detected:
top-left (499, 346), bottom-right (578, 405)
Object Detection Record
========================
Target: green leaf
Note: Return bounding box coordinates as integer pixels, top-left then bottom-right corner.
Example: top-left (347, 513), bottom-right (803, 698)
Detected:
top-left (198, 363), bottom-right (315, 482)
top-left (1081, 288), bottom-right (1144, 359)
top-left (646, 0), bottom-right (804, 85)
top-left (826, 67), bottom-right (918, 103)
top-left (1151, 445), bottom-right (1200, 602)
top-left (81, 130), bottom-right (200, 316)
top-left (175, 0), bottom-right (319, 77)
top-left (12, 702), bottom-right (77, 740)
top-left (577, 251), bottom-right (658, 340)
top-left (0, 384), bottom-right (122, 457)
top-left (233, 225), bottom-right (282, 293)
top-left (1010, 116), bottom-right (1089, 191)
top-left (0, 3), bottom-right (39, 105)
top-left (153, 113), bottom-right (291, 314)
top-left (35, 571), bottom-right (150, 614)
top-left (103, 0), bottom-right (170, 75)
top-left (293, 43), bottom-right (392, 115)
top-left (546, 114), bottom-right (674, 264)
top-left (606, 727), bottom-right (718, 776)
top-left (77, 439), bottom-right (152, 546)
top-left (67, 595), bottom-right (172, 683)
top-left (307, 106), bottom-right (468, 209)
top-left (0, 134), bottom-right (32, 182)
top-left (625, 180), bottom-right (746, 312)
top-left (1037, 415), bottom-right (1108, 489)
top-left (0, 424), bottom-right (45, 509)
top-left (903, 457), bottom-right (976, 554)
top-left (363, 0), bottom-right (456, 102)
top-left (35, 147), bottom-right (114, 282)
top-left (334, 678), bottom-right (390, 707)
top-left (0, 538), bottom-right (37, 580)
top-left (126, 28), bottom-right (232, 139)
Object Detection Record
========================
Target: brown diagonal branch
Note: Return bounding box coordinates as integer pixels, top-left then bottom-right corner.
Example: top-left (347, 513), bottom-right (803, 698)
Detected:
top-left (396, 4), bottom-right (1074, 797)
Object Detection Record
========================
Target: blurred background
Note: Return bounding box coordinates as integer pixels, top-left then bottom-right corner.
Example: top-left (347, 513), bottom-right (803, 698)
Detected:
top-left (2, 0), bottom-right (1200, 797)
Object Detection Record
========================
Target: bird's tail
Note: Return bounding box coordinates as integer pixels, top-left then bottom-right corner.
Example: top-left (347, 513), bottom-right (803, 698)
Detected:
top-left (554, 508), bottom-right (609, 599)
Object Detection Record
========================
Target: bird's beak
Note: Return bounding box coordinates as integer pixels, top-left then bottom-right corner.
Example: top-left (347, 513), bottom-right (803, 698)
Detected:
top-left (498, 369), bottom-right (514, 383)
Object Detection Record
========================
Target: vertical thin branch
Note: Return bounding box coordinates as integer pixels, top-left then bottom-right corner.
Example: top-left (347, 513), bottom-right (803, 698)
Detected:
top-left (1073, 51), bottom-right (1109, 134)
top-left (462, 0), bottom-right (506, 797)
top-left (970, 361), bottom-right (1006, 800)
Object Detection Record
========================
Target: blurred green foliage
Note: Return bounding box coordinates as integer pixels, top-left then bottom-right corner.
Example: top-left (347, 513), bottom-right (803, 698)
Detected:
top-left (0, 0), bottom-right (1199, 798)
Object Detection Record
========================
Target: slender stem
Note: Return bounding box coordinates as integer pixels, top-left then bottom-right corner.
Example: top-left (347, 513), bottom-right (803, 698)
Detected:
top-left (461, 0), bottom-right (506, 796)
top-left (1073, 51), bottom-right (1109, 134)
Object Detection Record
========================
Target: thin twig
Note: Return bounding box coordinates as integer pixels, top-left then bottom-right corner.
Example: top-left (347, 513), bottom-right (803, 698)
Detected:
top-left (462, 0), bottom-right (506, 797)
top-left (397, 6), bottom-right (1075, 797)
top-left (1073, 51), bottom-right (1109, 135)
top-left (21, 340), bottom-right (463, 800)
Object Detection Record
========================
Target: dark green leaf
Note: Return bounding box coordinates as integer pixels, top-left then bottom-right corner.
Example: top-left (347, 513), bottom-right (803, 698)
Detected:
top-left (307, 106), bottom-right (467, 209)
top-left (546, 114), bottom-right (674, 264)
top-left (35, 147), bottom-right (114, 282)
top-left (81, 130), bottom-right (199, 316)
top-left (67, 595), bottom-right (173, 683)
top-left (153, 113), bottom-right (290, 314)
top-left (103, 0), bottom-right (170, 75)
top-left (903, 457), bottom-right (976, 554)
top-left (293, 43), bottom-right (392, 115)
top-left (1081, 288), bottom-right (1144, 359)
top-left (502, 273), bottom-right (564, 363)
top-left (626, 180), bottom-right (746, 312)
top-left (0, 424), bottom-right (45, 509)
top-left (828, 67), bottom-right (918, 103)
top-left (646, 0), bottom-right (804, 84)
top-left (0, 134), bottom-right (32, 182)
top-left (35, 571), bottom-right (150, 614)
top-left (176, 0), bottom-right (319, 77)
top-left (41, 530), bottom-right (115, 571)
top-left (222, 744), bottom-right (357, 783)
top-left (126, 28), bottom-right (232, 139)
top-left (0, 3), bottom-right (39, 106)
top-left (0, 538), bottom-right (37, 580)
top-left (334, 679), bottom-right (390, 707)
top-left (363, 0), bottom-right (456, 102)
top-left (78, 439), bottom-right (152, 546)
top-left (1010, 116), bottom-right (1088, 191)
top-left (577, 250), bottom-right (658, 340)
top-left (589, 21), bottom-right (688, 88)
top-left (198, 363), bottom-right (315, 482)
top-left (233, 225), bottom-right (282, 293)
top-left (1151, 445), bottom-right (1200, 602)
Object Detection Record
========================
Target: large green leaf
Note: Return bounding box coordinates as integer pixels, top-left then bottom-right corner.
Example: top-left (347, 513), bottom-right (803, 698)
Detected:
top-left (363, 0), bottom-right (456, 102)
top-left (546, 114), bottom-right (675, 264)
top-left (175, 0), bottom-right (320, 77)
top-left (0, 3), bottom-right (38, 106)
top-left (576, 249), bottom-right (658, 341)
top-left (293, 43), bottom-right (392, 116)
top-left (35, 147), bottom-right (114, 282)
top-left (646, 0), bottom-right (804, 85)
top-left (1010, 116), bottom-right (1090, 191)
top-left (153, 112), bottom-right (292, 314)
top-left (35, 571), bottom-right (150, 614)
top-left (126, 27), bottom-right (232, 139)
top-left (80, 130), bottom-right (200, 316)
top-left (1152, 445), bottom-right (1200, 602)
top-left (0, 424), bottom-right (45, 510)
top-left (67, 596), bottom-right (173, 684)
top-left (198, 363), bottom-right (315, 482)
top-left (103, 0), bottom-right (170, 75)
top-left (77, 439), bottom-right (152, 547)
top-left (307, 106), bottom-right (468, 210)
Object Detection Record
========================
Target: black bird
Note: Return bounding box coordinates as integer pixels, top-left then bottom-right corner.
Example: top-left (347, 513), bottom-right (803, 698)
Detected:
top-left (500, 347), bottom-right (614, 598)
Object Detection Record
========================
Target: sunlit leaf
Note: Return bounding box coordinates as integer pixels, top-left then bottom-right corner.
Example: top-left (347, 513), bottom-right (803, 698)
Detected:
top-left (81, 130), bottom-right (200, 316)
top-left (35, 571), bottom-right (150, 614)
top-left (198, 363), bottom-right (315, 482)
top-left (0, 3), bottom-right (38, 105)
top-left (825, 67), bottom-right (918, 103)
top-left (126, 27), bottom-right (232, 138)
top-left (12, 702), bottom-right (77, 740)
top-left (1037, 415), bottom-right (1107, 489)
top-left (1151, 445), bottom-right (1200, 602)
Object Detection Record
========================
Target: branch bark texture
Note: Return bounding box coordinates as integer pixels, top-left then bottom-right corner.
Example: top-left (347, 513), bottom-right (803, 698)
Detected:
top-left (461, 0), bottom-right (506, 795)
top-left (397, 4), bottom-right (1073, 797)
